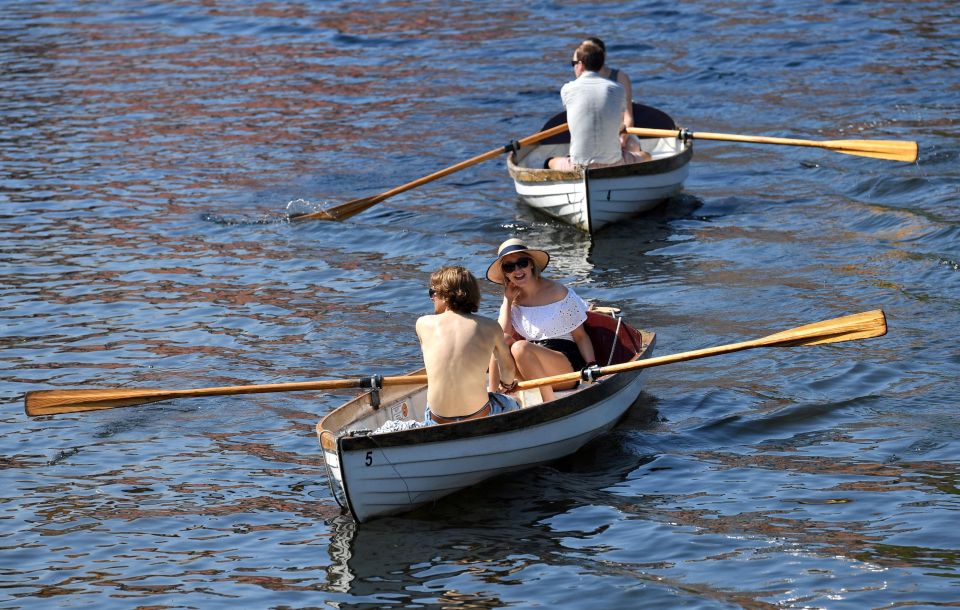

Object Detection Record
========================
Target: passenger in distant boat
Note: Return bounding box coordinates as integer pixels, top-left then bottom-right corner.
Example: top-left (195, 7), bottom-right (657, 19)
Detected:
top-left (417, 266), bottom-right (521, 425)
top-left (546, 40), bottom-right (651, 171)
top-left (584, 36), bottom-right (643, 155)
top-left (486, 239), bottom-right (598, 403)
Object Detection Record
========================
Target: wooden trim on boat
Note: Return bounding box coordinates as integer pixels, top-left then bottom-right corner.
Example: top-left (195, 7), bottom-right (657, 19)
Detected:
top-left (507, 159), bottom-right (582, 183)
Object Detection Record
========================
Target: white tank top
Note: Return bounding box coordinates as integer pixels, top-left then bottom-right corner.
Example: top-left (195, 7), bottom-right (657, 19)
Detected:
top-left (511, 288), bottom-right (588, 341)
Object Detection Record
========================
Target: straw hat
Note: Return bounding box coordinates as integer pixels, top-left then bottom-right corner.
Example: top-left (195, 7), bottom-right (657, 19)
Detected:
top-left (485, 238), bottom-right (551, 284)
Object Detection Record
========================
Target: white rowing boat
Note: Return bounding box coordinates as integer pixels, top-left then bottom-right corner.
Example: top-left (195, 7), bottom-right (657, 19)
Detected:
top-left (316, 309), bottom-right (655, 523)
top-left (507, 103), bottom-right (693, 233)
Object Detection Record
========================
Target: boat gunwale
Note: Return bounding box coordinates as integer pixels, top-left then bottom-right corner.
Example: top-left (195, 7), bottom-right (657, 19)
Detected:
top-left (507, 141), bottom-right (692, 183)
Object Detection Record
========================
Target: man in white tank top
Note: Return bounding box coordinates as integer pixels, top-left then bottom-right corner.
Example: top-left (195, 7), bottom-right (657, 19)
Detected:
top-left (548, 40), bottom-right (650, 171)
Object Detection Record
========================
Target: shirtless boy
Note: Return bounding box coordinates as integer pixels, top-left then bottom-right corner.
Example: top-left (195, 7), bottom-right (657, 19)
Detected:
top-left (416, 266), bottom-right (520, 424)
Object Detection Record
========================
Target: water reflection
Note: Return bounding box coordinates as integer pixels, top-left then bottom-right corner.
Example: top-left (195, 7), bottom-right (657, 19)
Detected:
top-left (507, 192), bottom-right (702, 287)
top-left (324, 399), bottom-right (660, 605)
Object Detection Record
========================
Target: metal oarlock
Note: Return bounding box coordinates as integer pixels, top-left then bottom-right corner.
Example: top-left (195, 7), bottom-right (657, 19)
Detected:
top-left (359, 374), bottom-right (383, 409)
top-left (580, 364), bottom-right (603, 383)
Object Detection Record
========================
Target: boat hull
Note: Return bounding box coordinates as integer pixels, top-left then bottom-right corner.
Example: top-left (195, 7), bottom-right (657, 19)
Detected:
top-left (508, 103), bottom-right (693, 232)
top-left (317, 312), bottom-right (654, 522)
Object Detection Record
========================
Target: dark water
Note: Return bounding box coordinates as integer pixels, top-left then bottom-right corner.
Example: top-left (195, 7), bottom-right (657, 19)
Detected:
top-left (2, 1), bottom-right (958, 607)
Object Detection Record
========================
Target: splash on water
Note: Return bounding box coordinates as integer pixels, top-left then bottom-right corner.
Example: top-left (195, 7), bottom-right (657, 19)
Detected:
top-left (198, 199), bottom-right (334, 225)
top-left (200, 211), bottom-right (291, 226)
top-left (286, 198), bottom-right (332, 218)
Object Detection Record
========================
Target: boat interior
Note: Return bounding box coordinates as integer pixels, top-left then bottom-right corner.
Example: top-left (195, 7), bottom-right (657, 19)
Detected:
top-left (514, 139), bottom-right (685, 172)
top-left (319, 308), bottom-right (651, 439)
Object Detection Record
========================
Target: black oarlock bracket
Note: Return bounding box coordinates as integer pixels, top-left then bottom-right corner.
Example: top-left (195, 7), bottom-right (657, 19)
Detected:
top-left (580, 365), bottom-right (603, 383)
top-left (360, 374), bottom-right (384, 409)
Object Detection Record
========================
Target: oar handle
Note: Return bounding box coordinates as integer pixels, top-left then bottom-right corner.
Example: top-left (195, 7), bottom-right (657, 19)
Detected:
top-left (627, 127), bottom-right (830, 147)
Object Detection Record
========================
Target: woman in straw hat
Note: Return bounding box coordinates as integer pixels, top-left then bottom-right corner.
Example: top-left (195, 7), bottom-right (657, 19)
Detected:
top-left (486, 238), bottom-right (597, 402)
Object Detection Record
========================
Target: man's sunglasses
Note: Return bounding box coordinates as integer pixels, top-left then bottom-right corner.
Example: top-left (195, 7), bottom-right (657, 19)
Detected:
top-left (501, 257), bottom-right (532, 274)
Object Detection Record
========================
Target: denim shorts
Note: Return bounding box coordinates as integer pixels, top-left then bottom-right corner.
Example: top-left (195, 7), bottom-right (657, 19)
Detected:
top-left (424, 392), bottom-right (520, 425)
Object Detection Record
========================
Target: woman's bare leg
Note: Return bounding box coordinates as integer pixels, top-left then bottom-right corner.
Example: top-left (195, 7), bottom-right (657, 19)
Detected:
top-left (510, 340), bottom-right (575, 402)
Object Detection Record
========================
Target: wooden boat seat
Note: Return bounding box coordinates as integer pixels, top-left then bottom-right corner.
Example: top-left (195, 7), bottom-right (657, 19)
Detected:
top-left (517, 385), bottom-right (590, 408)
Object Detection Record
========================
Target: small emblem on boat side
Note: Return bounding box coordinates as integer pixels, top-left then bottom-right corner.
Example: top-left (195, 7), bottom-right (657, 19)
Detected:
top-left (391, 401), bottom-right (409, 420)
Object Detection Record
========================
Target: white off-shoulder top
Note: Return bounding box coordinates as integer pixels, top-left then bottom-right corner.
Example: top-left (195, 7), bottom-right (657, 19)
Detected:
top-left (511, 288), bottom-right (588, 342)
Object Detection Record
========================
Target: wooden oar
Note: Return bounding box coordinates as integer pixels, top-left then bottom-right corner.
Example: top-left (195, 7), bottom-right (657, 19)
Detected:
top-left (515, 309), bottom-right (887, 391)
top-left (291, 123), bottom-right (569, 222)
top-left (24, 310), bottom-right (884, 417)
top-left (627, 127), bottom-right (918, 162)
top-left (24, 375), bottom-right (428, 417)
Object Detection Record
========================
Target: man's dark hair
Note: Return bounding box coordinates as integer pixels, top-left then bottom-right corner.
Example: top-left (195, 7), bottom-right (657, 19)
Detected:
top-left (576, 40), bottom-right (605, 72)
top-left (585, 36), bottom-right (606, 52)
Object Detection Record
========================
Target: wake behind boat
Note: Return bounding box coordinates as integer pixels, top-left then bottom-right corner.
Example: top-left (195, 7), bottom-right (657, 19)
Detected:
top-left (316, 309), bottom-right (655, 523)
top-left (507, 103), bottom-right (693, 233)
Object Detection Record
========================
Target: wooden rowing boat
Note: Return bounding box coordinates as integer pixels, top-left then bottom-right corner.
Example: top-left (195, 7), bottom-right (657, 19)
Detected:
top-left (507, 103), bottom-right (693, 233)
top-left (316, 309), bottom-right (655, 523)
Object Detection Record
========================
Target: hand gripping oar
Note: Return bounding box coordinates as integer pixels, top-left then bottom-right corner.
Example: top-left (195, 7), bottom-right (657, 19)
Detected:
top-left (291, 123), bottom-right (569, 222)
top-left (627, 127), bottom-right (918, 163)
top-left (24, 310), bottom-right (885, 417)
top-left (515, 309), bottom-right (887, 391)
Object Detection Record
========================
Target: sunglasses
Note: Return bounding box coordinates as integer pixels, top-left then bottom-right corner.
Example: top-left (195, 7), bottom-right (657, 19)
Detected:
top-left (501, 257), bottom-right (532, 274)
top-left (428, 288), bottom-right (437, 298)
top-left (570, 59), bottom-right (580, 67)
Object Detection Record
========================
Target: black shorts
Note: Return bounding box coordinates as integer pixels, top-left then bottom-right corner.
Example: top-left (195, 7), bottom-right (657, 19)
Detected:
top-left (532, 338), bottom-right (586, 371)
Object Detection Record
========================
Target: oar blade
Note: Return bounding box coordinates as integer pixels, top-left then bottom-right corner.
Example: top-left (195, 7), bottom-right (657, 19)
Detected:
top-left (290, 124), bottom-right (569, 224)
top-left (827, 140), bottom-right (919, 163)
top-left (25, 389), bottom-right (172, 417)
top-left (758, 309), bottom-right (887, 347)
top-left (322, 197), bottom-right (384, 221)
top-left (290, 196), bottom-right (377, 222)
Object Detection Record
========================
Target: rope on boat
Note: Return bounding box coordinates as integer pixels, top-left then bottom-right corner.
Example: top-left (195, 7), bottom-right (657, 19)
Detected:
top-left (366, 433), bottom-right (417, 508)
top-left (607, 315), bottom-right (624, 367)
